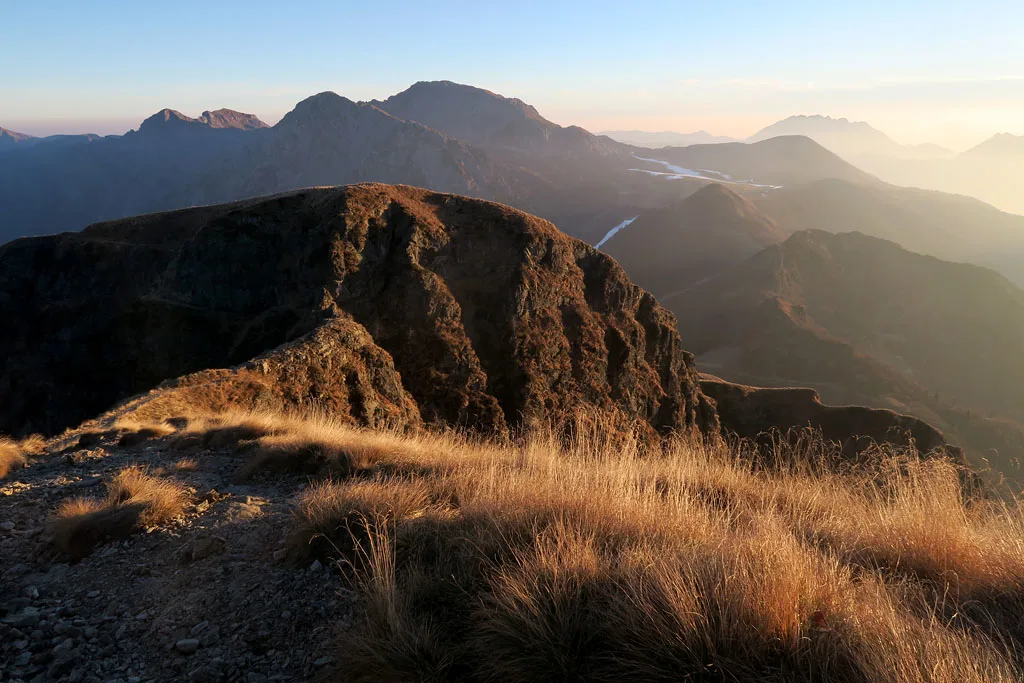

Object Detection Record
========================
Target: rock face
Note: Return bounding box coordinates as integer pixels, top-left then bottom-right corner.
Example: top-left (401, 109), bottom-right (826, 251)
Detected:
top-left (700, 376), bottom-right (953, 457)
top-left (0, 184), bottom-right (714, 438)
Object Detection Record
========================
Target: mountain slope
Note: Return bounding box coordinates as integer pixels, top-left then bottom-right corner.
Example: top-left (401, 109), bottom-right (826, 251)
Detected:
top-left (754, 179), bottom-right (1024, 286)
top-left (0, 184), bottom-right (715, 439)
top-left (637, 136), bottom-right (879, 187)
top-left (602, 183), bottom-right (787, 294)
top-left (376, 80), bottom-right (625, 161)
top-left (667, 230), bottom-right (1024, 463)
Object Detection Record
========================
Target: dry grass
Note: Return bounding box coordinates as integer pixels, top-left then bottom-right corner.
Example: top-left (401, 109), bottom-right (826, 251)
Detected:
top-left (238, 410), bottom-right (1024, 683)
top-left (94, 406), bottom-right (1024, 679)
top-left (0, 434), bottom-right (47, 479)
top-left (144, 408), bottom-right (433, 482)
top-left (0, 437), bottom-right (28, 479)
top-left (171, 457), bottom-right (199, 473)
top-left (50, 466), bottom-right (186, 559)
top-left (18, 434), bottom-right (46, 456)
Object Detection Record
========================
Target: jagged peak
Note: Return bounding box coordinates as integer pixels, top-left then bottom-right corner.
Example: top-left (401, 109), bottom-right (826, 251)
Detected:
top-left (138, 107), bottom-right (266, 134)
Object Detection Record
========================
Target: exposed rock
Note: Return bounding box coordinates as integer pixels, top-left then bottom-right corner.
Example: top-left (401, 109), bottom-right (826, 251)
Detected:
top-left (700, 375), bottom-right (957, 457)
top-left (175, 638), bottom-right (201, 654)
top-left (0, 184), bottom-right (713, 440)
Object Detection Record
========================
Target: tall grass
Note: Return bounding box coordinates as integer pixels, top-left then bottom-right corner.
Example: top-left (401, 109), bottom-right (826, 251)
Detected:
top-left (119, 407), bottom-right (1024, 681)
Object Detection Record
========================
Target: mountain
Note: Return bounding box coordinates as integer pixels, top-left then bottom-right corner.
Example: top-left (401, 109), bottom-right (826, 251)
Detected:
top-left (748, 115), bottom-right (953, 161)
top-left (753, 118), bottom-right (1024, 216)
top-left (375, 80), bottom-right (625, 161)
top-left (599, 129), bottom-right (737, 148)
top-left (753, 178), bottom-right (1024, 286)
top-left (138, 107), bottom-right (268, 134)
top-left (601, 184), bottom-right (786, 294)
top-left (0, 84), bottom-right (648, 245)
top-left (0, 184), bottom-right (715, 439)
top-left (635, 136), bottom-right (879, 188)
top-left (962, 132), bottom-right (1024, 158)
top-left (171, 92), bottom-right (526, 209)
top-left (0, 126), bottom-right (36, 150)
top-left (666, 229), bottom-right (1024, 465)
top-left (374, 81), bottom-right (654, 239)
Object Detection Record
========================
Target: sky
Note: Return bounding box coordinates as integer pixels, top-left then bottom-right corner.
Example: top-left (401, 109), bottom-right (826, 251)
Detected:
top-left (2, 0), bottom-right (1023, 150)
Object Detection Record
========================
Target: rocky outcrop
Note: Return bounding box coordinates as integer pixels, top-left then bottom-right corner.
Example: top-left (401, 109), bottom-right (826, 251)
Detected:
top-left (0, 184), bottom-right (714, 438)
top-left (700, 375), bottom-right (956, 457)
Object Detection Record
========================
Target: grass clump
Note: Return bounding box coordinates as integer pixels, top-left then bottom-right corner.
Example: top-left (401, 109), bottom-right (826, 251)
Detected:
top-left (290, 479), bottom-right (432, 561)
top-left (0, 434), bottom-right (47, 479)
top-left (50, 466), bottom-right (186, 559)
top-left (0, 437), bottom-right (28, 479)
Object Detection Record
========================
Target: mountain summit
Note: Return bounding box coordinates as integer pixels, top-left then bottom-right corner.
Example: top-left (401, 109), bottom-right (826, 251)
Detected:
top-left (138, 108), bottom-right (267, 135)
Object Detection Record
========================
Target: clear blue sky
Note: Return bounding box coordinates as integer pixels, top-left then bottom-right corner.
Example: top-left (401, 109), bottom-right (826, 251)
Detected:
top-left (3, 0), bottom-right (1022, 148)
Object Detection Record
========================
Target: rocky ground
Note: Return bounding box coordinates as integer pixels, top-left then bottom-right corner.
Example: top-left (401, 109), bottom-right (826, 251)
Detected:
top-left (0, 434), bottom-right (352, 683)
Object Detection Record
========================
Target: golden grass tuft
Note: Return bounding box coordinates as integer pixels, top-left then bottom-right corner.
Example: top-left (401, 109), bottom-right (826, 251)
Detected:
top-left (0, 437), bottom-right (28, 479)
top-left (19, 434), bottom-right (46, 456)
top-left (50, 466), bottom-right (186, 559)
top-left (290, 479), bottom-right (432, 562)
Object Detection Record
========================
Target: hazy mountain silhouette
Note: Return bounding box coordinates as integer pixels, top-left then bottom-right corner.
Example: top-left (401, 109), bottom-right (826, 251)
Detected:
top-left (749, 115), bottom-right (952, 160)
top-left (962, 132), bottom-right (1024, 158)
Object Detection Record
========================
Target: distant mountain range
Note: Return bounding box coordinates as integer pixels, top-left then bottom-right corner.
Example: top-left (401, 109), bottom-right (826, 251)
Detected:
top-left (0, 82), bottom-right (869, 245)
top-left (746, 115), bottom-right (1024, 216)
top-left (606, 115), bottom-right (1024, 216)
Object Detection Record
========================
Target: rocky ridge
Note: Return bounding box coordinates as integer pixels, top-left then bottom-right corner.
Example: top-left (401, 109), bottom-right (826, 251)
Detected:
top-left (0, 184), bottom-right (715, 441)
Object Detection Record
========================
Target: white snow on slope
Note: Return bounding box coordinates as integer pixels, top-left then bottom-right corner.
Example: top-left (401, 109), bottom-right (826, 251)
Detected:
top-left (630, 155), bottom-right (782, 189)
top-left (595, 216), bottom-right (639, 249)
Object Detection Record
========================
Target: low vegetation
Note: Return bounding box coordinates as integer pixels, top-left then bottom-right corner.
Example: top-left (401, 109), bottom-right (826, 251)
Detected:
top-left (0, 437), bottom-right (28, 479)
top-left (50, 466), bottom-right (186, 559)
top-left (75, 408), bottom-right (1024, 680)
top-left (0, 434), bottom-right (45, 479)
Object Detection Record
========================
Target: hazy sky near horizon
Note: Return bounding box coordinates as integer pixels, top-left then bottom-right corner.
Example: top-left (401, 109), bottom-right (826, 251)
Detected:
top-left (3, 0), bottom-right (1023, 149)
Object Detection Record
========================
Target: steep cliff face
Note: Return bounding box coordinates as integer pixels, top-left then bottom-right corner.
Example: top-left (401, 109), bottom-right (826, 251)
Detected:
top-left (0, 184), bottom-right (714, 439)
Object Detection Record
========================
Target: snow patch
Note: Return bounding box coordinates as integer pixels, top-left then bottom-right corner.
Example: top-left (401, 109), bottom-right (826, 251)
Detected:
top-left (595, 216), bottom-right (639, 249)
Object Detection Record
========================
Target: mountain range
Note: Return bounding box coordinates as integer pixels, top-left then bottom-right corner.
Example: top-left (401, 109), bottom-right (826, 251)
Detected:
top-left (747, 115), bottom-right (954, 160)
top-left (4, 80), bottom-right (1024, 474)
top-left (746, 116), bottom-right (1024, 216)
